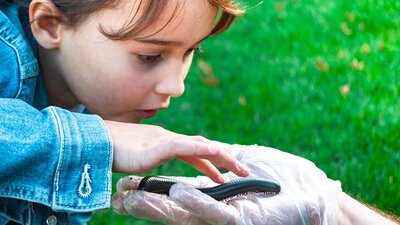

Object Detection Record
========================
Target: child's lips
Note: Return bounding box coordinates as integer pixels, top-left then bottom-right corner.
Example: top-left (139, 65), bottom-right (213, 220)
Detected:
top-left (136, 109), bottom-right (160, 119)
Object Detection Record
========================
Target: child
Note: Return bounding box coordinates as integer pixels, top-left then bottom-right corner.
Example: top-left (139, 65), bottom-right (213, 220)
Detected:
top-left (0, 0), bottom-right (249, 224)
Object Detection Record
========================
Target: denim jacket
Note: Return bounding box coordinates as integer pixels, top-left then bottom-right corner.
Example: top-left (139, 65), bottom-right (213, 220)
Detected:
top-left (0, 2), bottom-right (113, 225)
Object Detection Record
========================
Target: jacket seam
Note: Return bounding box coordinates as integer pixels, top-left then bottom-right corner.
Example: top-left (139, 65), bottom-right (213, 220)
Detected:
top-left (0, 186), bottom-right (49, 195)
top-left (0, 34), bottom-right (21, 98)
top-left (48, 107), bottom-right (64, 209)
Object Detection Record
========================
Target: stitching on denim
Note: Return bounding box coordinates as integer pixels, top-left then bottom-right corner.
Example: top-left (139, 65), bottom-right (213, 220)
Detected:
top-left (50, 107), bottom-right (64, 207)
top-left (99, 115), bottom-right (114, 196)
top-left (0, 13), bottom-right (38, 78)
top-left (0, 193), bottom-right (107, 209)
top-left (0, 185), bottom-right (49, 194)
top-left (26, 202), bottom-right (33, 225)
top-left (78, 164), bottom-right (92, 198)
top-left (0, 33), bottom-right (22, 98)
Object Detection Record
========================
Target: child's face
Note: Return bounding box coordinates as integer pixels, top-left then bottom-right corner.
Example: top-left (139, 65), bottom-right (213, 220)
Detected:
top-left (50, 0), bottom-right (218, 123)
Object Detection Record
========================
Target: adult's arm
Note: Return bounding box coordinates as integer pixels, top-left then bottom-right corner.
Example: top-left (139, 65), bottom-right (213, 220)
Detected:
top-left (338, 192), bottom-right (399, 225)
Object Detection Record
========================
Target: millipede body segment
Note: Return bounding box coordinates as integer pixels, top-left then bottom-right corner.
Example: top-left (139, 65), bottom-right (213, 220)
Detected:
top-left (137, 176), bottom-right (281, 201)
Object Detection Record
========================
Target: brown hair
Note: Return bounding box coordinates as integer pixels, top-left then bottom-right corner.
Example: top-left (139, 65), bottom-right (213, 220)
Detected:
top-left (22, 0), bottom-right (245, 40)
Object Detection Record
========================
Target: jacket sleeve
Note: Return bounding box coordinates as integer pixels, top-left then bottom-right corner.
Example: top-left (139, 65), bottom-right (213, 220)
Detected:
top-left (0, 98), bottom-right (113, 212)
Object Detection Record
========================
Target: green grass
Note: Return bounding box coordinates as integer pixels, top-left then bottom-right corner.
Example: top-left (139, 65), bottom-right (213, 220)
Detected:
top-left (91, 0), bottom-right (400, 224)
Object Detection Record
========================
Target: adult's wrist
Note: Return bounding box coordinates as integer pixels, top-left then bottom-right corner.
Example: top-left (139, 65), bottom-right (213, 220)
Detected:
top-left (338, 191), bottom-right (398, 225)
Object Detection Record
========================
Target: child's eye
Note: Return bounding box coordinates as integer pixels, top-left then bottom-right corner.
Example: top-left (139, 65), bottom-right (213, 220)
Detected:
top-left (137, 54), bottom-right (162, 65)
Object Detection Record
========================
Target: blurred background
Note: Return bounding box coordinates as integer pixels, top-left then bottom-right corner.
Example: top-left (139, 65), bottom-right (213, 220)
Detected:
top-left (91, 0), bottom-right (400, 224)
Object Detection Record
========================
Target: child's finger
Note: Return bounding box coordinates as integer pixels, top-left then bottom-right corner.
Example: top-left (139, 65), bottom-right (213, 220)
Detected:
top-left (158, 140), bottom-right (249, 178)
top-left (202, 149), bottom-right (250, 178)
top-left (179, 157), bottom-right (225, 183)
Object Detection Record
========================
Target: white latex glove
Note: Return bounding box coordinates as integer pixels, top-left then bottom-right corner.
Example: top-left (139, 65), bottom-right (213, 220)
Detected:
top-left (112, 143), bottom-right (342, 225)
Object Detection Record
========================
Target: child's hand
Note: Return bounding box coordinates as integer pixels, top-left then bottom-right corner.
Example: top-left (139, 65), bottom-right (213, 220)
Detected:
top-left (104, 121), bottom-right (249, 183)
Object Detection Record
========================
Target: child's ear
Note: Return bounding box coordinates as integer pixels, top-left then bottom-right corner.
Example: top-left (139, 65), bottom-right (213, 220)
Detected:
top-left (29, 0), bottom-right (63, 49)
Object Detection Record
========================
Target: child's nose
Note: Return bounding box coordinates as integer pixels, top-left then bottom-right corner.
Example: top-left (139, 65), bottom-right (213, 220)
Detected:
top-left (154, 65), bottom-right (185, 98)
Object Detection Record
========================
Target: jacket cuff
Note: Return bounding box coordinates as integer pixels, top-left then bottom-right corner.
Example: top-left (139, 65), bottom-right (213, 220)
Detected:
top-left (49, 107), bottom-right (113, 212)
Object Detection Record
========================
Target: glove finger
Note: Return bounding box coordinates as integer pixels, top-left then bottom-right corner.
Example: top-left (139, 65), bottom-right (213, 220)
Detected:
top-left (111, 191), bottom-right (130, 215)
top-left (170, 183), bottom-right (240, 225)
top-left (117, 175), bottom-right (216, 192)
top-left (116, 175), bottom-right (143, 192)
top-left (122, 190), bottom-right (210, 225)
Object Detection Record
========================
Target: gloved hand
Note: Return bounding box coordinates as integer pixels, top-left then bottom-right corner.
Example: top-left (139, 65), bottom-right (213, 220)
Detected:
top-left (112, 143), bottom-right (342, 225)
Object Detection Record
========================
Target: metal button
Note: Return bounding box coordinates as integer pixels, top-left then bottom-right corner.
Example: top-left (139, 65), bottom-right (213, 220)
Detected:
top-left (46, 215), bottom-right (57, 225)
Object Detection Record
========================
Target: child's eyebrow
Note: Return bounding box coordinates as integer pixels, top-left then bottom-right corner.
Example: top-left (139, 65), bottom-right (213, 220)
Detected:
top-left (135, 35), bottom-right (210, 46)
top-left (136, 38), bottom-right (179, 45)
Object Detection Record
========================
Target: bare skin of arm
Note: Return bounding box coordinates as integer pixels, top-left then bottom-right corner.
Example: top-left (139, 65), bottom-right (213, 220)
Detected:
top-left (338, 192), bottom-right (400, 225)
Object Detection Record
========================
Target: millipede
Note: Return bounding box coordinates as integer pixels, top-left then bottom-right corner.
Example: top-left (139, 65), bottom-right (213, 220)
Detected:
top-left (137, 176), bottom-right (281, 201)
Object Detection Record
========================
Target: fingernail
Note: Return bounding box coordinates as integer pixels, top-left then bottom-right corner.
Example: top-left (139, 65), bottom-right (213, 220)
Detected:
top-left (208, 145), bottom-right (219, 154)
